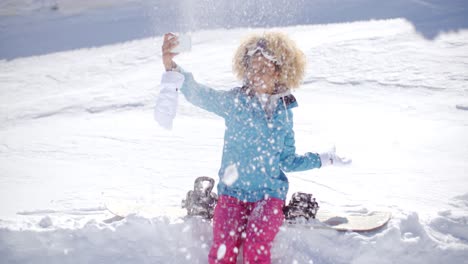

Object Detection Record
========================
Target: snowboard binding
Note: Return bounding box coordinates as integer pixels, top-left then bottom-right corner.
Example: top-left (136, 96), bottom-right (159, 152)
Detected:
top-left (283, 192), bottom-right (319, 220)
top-left (181, 176), bottom-right (218, 220)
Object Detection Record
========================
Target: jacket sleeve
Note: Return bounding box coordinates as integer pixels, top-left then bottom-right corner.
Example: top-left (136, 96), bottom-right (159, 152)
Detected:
top-left (279, 114), bottom-right (322, 172)
top-left (154, 71), bottom-right (184, 129)
top-left (179, 69), bottom-right (233, 118)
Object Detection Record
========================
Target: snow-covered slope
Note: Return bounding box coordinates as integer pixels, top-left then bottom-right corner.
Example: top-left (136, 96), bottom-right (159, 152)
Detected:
top-left (1, 1), bottom-right (468, 264)
top-left (1, 0), bottom-right (468, 59)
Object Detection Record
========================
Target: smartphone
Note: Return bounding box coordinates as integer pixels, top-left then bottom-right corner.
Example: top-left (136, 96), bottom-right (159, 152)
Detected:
top-left (171, 33), bottom-right (192, 53)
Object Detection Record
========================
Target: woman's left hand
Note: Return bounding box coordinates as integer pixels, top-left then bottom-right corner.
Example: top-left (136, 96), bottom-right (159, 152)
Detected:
top-left (319, 147), bottom-right (352, 166)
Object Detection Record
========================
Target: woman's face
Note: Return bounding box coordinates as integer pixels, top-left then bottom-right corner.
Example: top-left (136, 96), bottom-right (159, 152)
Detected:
top-left (246, 53), bottom-right (279, 94)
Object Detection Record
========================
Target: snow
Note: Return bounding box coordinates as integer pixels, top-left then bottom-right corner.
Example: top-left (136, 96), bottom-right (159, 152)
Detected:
top-left (2, 0), bottom-right (468, 59)
top-left (1, 0), bottom-right (468, 263)
top-left (222, 164), bottom-right (239, 186)
top-left (217, 244), bottom-right (227, 261)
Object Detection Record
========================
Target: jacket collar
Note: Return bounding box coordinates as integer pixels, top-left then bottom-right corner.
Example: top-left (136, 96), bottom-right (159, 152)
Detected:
top-left (240, 85), bottom-right (297, 109)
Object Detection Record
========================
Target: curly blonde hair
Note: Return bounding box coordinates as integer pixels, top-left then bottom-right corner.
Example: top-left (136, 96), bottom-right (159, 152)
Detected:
top-left (233, 31), bottom-right (306, 89)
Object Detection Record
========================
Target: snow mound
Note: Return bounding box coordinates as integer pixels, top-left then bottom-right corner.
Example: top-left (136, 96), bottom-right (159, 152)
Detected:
top-left (1, 213), bottom-right (467, 264)
top-left (430, 193), bottom-right (468, 242)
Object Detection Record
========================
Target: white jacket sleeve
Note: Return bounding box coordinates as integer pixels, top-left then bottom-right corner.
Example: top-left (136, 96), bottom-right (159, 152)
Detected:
top-left (154, 71), bottom-right (185, 129)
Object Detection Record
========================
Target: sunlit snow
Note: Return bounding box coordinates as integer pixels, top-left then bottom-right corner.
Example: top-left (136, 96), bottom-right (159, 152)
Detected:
top-left (1, 0), bottom-right (468, 263)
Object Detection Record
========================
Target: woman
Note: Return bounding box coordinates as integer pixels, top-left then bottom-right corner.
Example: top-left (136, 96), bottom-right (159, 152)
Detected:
top-left (159, 31), bottom-right (350, 264)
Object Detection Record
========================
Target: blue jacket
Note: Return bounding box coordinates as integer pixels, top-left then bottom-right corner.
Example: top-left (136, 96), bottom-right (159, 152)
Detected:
top-left (179, 70), bottom-right (322, 202)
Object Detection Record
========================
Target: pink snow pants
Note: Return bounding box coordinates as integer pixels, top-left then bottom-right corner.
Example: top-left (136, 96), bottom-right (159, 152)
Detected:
top-left (208, 195), bottom-right (285, 264)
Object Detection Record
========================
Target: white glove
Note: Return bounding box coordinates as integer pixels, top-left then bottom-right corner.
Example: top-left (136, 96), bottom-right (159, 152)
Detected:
top-left (319, 147), bottom-right (352, 167)
top-left (154, 71), bottom-right (185, 130)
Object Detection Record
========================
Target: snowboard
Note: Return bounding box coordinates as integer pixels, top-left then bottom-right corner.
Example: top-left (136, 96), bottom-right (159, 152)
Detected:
top-left (103, 200), bottom-right (187, 223)
top-left (103, 199), bottom-right (391, 232)
top-left (310, 210), bottom-right (391, 232)
top-left (104, 177), bottom-right (391, 232)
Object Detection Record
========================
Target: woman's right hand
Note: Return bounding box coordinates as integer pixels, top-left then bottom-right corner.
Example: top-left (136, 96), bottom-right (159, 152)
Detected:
top-left (162, 33), bottom-right (179, 71)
